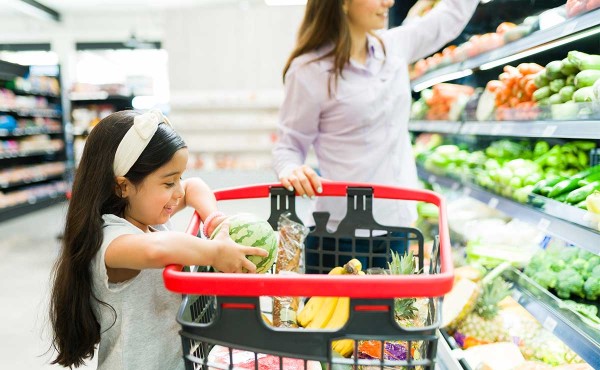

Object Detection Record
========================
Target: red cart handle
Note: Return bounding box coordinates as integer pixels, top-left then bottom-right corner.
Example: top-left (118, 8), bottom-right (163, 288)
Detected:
top-left (163, 182), bottom-right (453, 298)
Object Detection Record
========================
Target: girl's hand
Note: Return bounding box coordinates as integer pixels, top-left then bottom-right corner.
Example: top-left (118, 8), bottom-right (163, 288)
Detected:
top-left (210, 222), bottom-right (268, 273)
top-left (205, 214), bottom-right (227, 239)
top-left (279, 165), bottom-right (322, 199)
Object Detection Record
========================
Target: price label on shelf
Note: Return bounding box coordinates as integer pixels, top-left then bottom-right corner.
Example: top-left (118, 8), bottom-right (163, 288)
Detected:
top-left (463, 187), bottom-right (472, 197)
top-left (451, 182), bottom-right (460, 191)
top-left (428, 175), bottom-right (437, 184)
top-left (538, 218), bottom-right (551, 231)
top-left (488, 197), bottom-right (499, 209)
top-left (542, 125), bottom-right (557, 137)
top-left (543, 316), bottom-right (557, 333)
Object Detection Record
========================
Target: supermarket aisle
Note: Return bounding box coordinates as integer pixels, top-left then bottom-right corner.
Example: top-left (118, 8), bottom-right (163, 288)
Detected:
top-left (0, 170), bottom-right (277, 370)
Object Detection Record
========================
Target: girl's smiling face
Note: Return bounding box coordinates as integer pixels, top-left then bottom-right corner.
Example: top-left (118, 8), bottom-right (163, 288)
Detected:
top-left (121, 148), bottom-right (189, 231)
top-left (345, 0), bottom-right (395, 33)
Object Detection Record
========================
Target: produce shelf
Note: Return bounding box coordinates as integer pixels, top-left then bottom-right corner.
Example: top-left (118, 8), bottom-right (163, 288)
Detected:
top-left (504, 268), bottom-right (600, 368)
top-left (408, 121), bottom-right (462, 135)
top-left (417, 165), bottom-right (600, 254)
top-left (460, 120), bottom-right (600, 139)
top-left (410, 8), bottom-right (600, 90)
top-left (409, 120), bottom-right (600, 139)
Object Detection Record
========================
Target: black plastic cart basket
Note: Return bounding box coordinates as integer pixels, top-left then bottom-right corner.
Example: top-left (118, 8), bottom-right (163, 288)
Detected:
top-left (163, 182), bottom-right (453, 370)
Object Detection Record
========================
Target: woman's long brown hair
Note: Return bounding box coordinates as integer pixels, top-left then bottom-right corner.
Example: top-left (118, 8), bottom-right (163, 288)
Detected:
top-left (49, 111), bottom-right (185, 368)
top-left (282, 0), bottom-right (385, 94)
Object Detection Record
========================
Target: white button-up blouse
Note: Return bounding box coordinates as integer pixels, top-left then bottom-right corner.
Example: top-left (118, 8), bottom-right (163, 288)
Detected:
top-left (273, 0), bottom-right (480, 231)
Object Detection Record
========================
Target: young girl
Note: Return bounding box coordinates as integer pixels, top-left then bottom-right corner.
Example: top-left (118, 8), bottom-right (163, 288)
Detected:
top-left (49, 109), bottom-right (267, 369)
top-left (272, 0), bottom-right (478, 270)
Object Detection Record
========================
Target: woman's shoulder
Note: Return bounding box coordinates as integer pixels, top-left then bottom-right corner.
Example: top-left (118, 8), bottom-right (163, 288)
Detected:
top-left (287, 47), bottom-right (333, 79)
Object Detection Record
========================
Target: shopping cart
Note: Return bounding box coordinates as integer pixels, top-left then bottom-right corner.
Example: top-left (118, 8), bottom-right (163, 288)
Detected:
top-left (163, 182), bottom-right (452, 370)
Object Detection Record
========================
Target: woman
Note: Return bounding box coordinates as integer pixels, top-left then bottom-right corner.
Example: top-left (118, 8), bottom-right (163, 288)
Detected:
top-left (272, 0), bottom-right (478, 271)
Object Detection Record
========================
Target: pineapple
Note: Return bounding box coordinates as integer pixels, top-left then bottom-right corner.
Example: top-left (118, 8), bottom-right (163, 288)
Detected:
top-left (357, 251), bottom-right (425, 367)
top-left (441, 278), bottom-right (480, 330)
top-left (453, 278), bottom-right (512, 348)
top-left (388, 251), bottom-right (420, 327)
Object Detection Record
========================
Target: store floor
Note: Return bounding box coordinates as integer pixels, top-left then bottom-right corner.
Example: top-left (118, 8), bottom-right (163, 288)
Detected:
top-left (0, 170), bottom-right (278, 370)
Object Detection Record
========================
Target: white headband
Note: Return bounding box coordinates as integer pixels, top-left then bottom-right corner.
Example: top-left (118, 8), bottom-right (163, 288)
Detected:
top-left (113, 109), bottom-right (174, 177)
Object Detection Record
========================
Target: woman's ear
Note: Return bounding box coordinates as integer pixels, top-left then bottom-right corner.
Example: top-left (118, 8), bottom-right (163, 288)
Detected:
top-left (115, 177), bottom-right (130, 198)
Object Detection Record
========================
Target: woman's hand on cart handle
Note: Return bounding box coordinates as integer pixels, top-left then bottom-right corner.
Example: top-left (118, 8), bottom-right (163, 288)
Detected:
top-left (211, 222), bottom-right (268, 273)
top-left (279, 165), bottom-right (322, 199)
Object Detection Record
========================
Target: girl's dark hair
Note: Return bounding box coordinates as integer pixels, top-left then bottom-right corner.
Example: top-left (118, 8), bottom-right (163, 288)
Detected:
top-left (49, 110), bottom-right (186, 368)
top-left (282, 0), bottom-right (386, 95)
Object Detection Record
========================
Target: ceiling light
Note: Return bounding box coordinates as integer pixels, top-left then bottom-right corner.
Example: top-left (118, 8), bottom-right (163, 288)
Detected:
top-left (8, 0), bottom-right (60, 22)
top-left (265, 0), bottom-right (307, 5)
top-left (413, 69), bottom-right (473, 92)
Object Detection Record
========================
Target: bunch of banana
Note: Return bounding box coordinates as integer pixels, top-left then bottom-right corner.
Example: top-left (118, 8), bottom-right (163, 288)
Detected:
top-left (296, 259), bottom-right (363, 357)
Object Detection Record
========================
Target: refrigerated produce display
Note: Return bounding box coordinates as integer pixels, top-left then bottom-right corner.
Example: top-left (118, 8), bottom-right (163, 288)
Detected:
top-left (409, 1), bottom-right (600, 369)
top-left (0, 59), bottom-right (68, 223)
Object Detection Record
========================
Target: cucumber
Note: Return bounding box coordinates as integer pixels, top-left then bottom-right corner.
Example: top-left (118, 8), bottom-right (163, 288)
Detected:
top-left (573, 164), bottom-right (600, 179)
top-left (548, 178), bottom-right (582, 198)
top-left (566, 181), bottom-right (600, 204)
top-left (532, 176), bottom-right (564, 194)
top-left (574, 200), bottom-right (588, 210)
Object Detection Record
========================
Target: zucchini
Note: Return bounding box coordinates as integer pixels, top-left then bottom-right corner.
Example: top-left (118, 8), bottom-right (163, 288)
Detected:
top-left (566, 181), bottom-right (600, 204)
top-left (561, 58), bottom-right (579, 76)
top-left (550, 78), bottom-right (566, 93)
top-left (568, 51), bottom-right (600, 71)
top-left (575, 200), bottom-right (588, 210)
top-left (574, 70), bottom-right (600, 89)
top-left (545, 60), bottom-right (565, 80)
top-left (548, 93), bottom-right (562, 105)
top-left (559, 85), bottom-right (576, 102)
top-left (532, 86), bottom-right (551, 101)
top-left (534, 71), bottom-right (549, 88)
top-left (573, 87), bottom-right (595, 103)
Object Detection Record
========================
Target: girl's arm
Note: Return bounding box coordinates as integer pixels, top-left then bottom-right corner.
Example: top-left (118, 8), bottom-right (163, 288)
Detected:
top-left (382, 0), bottom-right (479, 63)
top-left (104, 224), bottom-right (268, 273)
top-left (173, 177), bottom-right (226, 237)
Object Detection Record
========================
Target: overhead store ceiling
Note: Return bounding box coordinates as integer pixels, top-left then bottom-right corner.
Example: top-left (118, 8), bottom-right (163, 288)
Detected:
top-left (1, 0), bottom-right (264, 18)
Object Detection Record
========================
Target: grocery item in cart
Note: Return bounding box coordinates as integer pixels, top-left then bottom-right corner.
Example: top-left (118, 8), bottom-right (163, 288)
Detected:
top-left (207, 345), bottom-right (321, 370)
top-left (210, 213), bottom-right (277, 273)
top-left (272, 213), bottom-right (309, 328)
